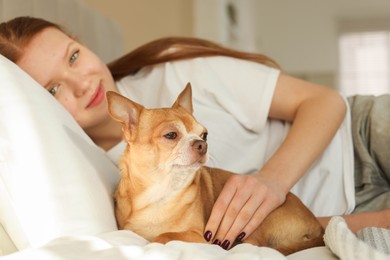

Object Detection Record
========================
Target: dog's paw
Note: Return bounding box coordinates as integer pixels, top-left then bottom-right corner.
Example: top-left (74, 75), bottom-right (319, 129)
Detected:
top-left (152, 233), bottom-right (174, 244)
top-left (153, 231), bottom-right (205, 244)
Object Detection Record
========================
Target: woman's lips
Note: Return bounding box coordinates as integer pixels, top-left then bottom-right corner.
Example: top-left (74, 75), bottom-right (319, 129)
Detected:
top-left (86, 84), bottom-right (105, 108)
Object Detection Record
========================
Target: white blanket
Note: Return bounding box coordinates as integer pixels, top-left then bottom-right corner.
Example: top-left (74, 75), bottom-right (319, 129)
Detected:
top-left (2, 216), bottom-right (390, 260)
top-left (0, 230), bottom-right (287, 260)
top-left (324, 216), bottom-right (390, 260)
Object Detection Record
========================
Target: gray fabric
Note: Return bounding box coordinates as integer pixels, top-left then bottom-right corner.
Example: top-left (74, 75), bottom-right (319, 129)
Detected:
top-left (347, 95), bottom-right (390, 213)
top-left (356, 227), bottom-right (390, 254)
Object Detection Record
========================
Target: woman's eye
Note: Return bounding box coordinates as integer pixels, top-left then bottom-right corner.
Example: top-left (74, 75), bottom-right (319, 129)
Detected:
top-left (164, 132), bottom-right (177, 140)
top-left (48, 85), bottom-right (59, 96)
top-left (69, 50), bottom-right (79, 64)
top-left (201, 132), bottom-right (208, 141)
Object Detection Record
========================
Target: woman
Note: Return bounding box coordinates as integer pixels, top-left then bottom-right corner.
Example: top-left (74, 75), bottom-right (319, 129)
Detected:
top-left (0, 16), bottom-right (389, 250)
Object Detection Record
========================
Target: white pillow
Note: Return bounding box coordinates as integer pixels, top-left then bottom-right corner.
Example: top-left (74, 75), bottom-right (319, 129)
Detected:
top-left (0, 55), bottom-right (120, 250)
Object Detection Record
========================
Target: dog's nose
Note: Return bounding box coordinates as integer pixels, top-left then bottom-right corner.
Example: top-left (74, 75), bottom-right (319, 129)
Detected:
top-left (192, 140), bottom-right (207, 155)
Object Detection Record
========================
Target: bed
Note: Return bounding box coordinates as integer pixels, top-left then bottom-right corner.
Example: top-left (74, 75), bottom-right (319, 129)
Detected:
top-left (0, 0), bottom-right (389, 259)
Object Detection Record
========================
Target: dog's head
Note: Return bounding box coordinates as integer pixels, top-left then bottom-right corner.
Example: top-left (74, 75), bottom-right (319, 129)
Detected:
top-left (106, 83), bottom-right (208, 176)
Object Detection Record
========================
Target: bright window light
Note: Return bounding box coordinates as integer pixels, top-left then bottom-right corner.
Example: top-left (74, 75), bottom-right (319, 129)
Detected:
top-left (339, 31), bottom-right (390, 96)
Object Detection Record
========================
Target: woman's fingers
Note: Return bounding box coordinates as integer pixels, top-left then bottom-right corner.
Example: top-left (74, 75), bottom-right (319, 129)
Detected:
top-left (224, 193), bottom-right (283, 249)
top-left (204, 175), bottom-right (258, 243)
top-left (204, 177), bottom-right (239, 244)
top-left (212, 178), bottom-right (254, 246)
top-left (221, 194), bottom-right (265, 247)
top-left (204, 174), bottom-right (286, 250)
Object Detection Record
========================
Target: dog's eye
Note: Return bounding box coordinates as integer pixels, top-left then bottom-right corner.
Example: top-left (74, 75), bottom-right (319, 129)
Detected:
top-left (164, 132), bottom-right (177, 140)
top-left (201, 132), bottom-right (208, 141)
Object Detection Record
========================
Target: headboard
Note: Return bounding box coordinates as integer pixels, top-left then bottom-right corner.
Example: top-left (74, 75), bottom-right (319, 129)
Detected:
top-left (0, 0), bottom-right (124, 63)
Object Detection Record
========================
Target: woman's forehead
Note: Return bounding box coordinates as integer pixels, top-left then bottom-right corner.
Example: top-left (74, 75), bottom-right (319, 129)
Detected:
top-left (22, 28), bottom-right (71, 61)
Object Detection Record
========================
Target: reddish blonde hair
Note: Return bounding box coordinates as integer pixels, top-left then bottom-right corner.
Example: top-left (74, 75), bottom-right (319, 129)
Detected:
top-left (0, 16), bottom-right (64, 63)
top-left (107, 37), bottom-right (280, 81)
top-left (0, 16), bottom-right (280, 81)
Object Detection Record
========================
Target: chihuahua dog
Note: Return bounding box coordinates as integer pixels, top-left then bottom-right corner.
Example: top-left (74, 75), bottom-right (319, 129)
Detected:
top-left (106, 83), bottom-right (324, 255)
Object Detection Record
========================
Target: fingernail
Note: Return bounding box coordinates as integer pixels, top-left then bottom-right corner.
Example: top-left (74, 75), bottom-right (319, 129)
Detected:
top-left (204, 230), bottom-right (212, 242)
top-left (213, 239), bottom-right (221, 246)
top-left (236, 232), bottom-right (246, 242)
top-left (221, 240), bottom-right (230, 250)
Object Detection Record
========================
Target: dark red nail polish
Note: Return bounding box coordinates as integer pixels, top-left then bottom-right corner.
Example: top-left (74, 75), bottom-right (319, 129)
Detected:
top-left (213, 239), bottom-right (221, 246)
top-left (204, 230), bottom-right (212, 242)
top-left (221, 240), bottom-right (230, 250)
top-left (236, 232), bottom-right (246, 242)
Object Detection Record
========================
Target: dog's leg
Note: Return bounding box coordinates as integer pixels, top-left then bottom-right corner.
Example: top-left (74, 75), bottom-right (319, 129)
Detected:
top-left (274, 234), bottom-right (325, 256)
top-left (243, 234), bottom-right (324, 256)
top-left (153, 230), bottom-right (205, 244)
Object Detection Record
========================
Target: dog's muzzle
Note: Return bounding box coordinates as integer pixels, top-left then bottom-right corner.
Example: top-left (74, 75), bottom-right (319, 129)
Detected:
top-left (192, 140), bottom-right (207, 156)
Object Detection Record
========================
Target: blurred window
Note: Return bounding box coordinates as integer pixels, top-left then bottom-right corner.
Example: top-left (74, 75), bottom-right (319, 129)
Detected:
top-left (339, 31), bottom-right (390, 96)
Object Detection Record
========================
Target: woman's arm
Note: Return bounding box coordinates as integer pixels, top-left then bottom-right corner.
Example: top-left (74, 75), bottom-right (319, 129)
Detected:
top-left (264, 74), bottom-right (347, 190)
top-left (318, 210), bottom-right (390, 233)
top-left (204, 73), bottom-right (347, 249)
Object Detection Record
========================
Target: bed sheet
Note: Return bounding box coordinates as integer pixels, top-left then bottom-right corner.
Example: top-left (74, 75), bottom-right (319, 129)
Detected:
top-left (0, 228), bottom-right (328, 260)
top-left (3, 216), bottom-right (390, 260)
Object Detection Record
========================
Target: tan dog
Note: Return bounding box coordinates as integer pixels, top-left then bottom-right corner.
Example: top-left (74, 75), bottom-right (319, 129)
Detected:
top-left (106, 83), bottom-right (324, 255)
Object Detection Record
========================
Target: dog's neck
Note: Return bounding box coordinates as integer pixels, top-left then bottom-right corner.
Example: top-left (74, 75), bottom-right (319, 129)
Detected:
top-left (121, 154), bottom-right (200, 211)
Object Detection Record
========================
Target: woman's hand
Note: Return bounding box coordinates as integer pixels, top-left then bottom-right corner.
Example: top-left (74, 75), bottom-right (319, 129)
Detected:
top-left (203, 173), bottom-right (287, 250)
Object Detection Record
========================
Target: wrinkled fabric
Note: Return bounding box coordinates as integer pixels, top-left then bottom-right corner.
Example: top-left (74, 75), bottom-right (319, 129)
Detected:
top-left (324, 216), bottom-right (390, 260)
top-left (348, 95), bottom-right (390, 212)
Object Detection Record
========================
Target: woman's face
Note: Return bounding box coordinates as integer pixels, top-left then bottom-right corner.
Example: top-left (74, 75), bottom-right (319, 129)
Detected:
top-left (17, 27), bottom-right (117, 131)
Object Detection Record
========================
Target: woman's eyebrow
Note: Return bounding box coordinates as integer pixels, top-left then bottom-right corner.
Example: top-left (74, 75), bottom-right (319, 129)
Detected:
top-left (64, 41), bottom-right (75, 61)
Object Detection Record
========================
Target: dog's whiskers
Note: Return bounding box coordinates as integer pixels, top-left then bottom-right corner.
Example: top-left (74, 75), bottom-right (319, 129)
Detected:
top-left (206, 154), bottom-right (217, 166)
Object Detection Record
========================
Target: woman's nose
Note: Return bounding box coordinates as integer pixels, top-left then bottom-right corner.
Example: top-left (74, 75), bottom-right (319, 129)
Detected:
top-left (67, 72), bottom-right (90, 97)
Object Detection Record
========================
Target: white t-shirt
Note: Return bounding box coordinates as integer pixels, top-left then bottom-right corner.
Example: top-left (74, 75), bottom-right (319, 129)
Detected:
top-left (108, 56), bottom-right (355, 217)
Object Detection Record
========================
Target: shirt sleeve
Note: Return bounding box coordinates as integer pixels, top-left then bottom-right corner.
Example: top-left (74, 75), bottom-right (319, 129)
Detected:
top-left (168, 56), bottom-right (280, 133)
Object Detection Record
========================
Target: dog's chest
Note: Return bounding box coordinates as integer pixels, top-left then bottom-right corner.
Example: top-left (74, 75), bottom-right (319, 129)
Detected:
top-left (127, 206), bottom-right (175, 239)
top-left (125, 185), bottom-right (202, 241)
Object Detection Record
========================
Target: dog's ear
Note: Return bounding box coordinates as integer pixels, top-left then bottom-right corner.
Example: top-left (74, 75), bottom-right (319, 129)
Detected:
top-left (173, 82), bottom-right (193, 114)
top-left (106, 91), bottom-right (143, 127)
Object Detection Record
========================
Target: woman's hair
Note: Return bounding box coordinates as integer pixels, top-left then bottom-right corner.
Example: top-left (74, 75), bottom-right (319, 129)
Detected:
top-left (108, 37), bottom-right (280, 81)
top-left (0, 16), bottom-right (64, 63)
top-left (0, 16), bottom-right (280, 81)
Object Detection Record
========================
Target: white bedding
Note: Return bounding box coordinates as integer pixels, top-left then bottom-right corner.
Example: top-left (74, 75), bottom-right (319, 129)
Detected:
top-left (324, 217), bottom-right (390, 260)
top-left (3, 216), bottom-right (390, 260)
top-left (0, 230), bottom-right (288, 260)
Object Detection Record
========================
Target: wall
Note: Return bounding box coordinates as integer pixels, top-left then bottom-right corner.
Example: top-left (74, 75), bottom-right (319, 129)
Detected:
top-left (253, 0), bottom-right (390, 75)
top-left (81, 0), bottom-right (194, 53)
top-left (82, 0), bottom-right (390, 88)
top-left (193, 0), bottom-right (390, 88)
